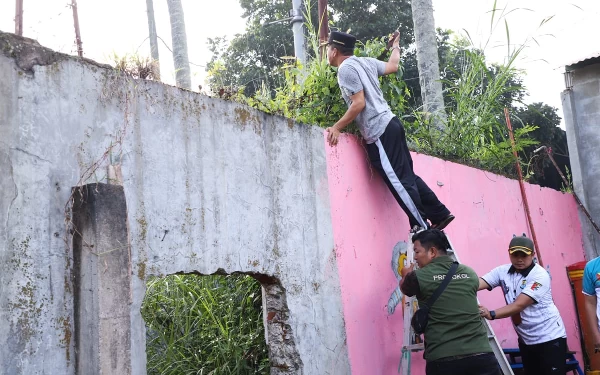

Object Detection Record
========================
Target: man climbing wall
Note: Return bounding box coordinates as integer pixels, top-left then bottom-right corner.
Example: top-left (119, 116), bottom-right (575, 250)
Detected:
top-left (323, 30), bottom-right (454, 230)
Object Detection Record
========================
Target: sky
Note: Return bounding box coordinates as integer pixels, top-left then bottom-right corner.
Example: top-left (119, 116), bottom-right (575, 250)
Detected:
top-left (2, 0), bottom-right (600, 124)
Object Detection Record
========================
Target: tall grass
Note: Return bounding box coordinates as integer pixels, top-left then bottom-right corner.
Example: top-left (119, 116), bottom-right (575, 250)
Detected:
top-left (141, 274), bottom-right (269, 375)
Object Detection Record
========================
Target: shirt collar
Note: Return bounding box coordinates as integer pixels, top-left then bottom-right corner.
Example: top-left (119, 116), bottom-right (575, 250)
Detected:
top-left (339, 55), bottom-right (356, 68)
top-left (508, 261), bottom-right (536, 276)
top-left (430, 255), bottom-right (453, 264)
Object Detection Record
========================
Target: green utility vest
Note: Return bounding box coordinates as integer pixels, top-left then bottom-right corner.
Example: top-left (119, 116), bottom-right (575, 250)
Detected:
top-left (415, 256), bottom-right (492, 361)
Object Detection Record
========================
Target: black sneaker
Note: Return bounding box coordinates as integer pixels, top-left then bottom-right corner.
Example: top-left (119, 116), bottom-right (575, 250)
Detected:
top-left (432, 214), bottom-right (455, 231)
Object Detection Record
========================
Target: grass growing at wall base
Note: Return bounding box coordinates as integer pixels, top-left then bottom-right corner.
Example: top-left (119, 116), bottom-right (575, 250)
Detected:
top-left (141, 274), bottom-right (269, 375)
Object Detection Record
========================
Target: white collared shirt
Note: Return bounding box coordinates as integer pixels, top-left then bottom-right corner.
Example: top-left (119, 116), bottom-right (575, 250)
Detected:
top-left (482, 263), bottom-right (566, 345)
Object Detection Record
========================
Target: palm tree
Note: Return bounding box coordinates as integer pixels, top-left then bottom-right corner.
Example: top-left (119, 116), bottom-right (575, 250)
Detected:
top-left (411, 0), bottom-right (446, 131)
top-left (166, 0), bottom-right (191, 89)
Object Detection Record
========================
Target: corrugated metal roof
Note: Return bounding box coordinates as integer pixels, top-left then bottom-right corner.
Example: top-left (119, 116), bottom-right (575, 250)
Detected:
top-left (564, 52), bottom-right (600, 71)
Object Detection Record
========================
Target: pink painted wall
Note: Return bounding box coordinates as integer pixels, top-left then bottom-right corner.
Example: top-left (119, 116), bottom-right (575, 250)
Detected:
top-left (325, 134), bottom-right (585, 374)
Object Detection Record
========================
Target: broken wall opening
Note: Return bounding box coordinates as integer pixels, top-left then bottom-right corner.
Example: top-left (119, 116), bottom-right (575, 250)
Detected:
top-left (141, 271), bottom-right (302, 374)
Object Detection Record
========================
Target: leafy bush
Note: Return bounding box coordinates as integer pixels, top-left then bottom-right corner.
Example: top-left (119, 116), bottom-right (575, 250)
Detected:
top-left (142, 274), bottom-right (269, 375)
top-left (235, 40), bottom-right (407, 137)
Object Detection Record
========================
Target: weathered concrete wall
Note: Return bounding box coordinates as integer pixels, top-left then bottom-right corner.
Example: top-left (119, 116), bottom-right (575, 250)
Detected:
top-left (562, 62), bottom-right (600, 260)
top-left (0, 32), bottom-right (349, 375)
top-left (326, 136), bottom-right (586, 374)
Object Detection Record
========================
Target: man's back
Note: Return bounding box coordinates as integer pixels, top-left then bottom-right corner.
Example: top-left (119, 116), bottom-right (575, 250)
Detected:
top-left (337, 56), bottom-right (393, 143)
top-left (415, 256), bottom-right (492, 361)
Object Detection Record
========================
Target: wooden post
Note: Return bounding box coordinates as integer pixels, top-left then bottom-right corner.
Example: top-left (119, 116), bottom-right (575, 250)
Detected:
top-left (318, 0), bottom-right (328, 58)
top-left (15, 0), bottom-right (23, 36)
top-left (71, 0), bottom-right (83, 57)
top-left (504, 108), bottom-right (543, 267)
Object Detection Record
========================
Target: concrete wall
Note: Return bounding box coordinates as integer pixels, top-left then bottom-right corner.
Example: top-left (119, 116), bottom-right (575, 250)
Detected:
top-left (562, 62), bottom-right (600, 260)
top-left (326, 136), bottom-right (586, 374)
top-left (0, 30), bottom-right (588, 375)
top-left (0, 32), bottom-right (349, 375)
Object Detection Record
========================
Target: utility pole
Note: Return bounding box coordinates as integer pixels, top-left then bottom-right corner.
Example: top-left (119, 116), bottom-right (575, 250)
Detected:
top-left (290, 0), bottom-right (306, 66)
top-left (70, 0), bottom-right (83, 57)
top-left (318, 0), bottom-right (328, 58)
top-left (145, 0), bottom-right (161, 80)
top-left (15, 0), bottom-right (23, 36)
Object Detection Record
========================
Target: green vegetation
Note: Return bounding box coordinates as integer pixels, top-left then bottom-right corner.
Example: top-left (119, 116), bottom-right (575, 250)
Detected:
top-left (216, 24), bottom-right (534, 177)
top-left (205, 1), bottom-right (569, 181)
top-left (206, 0), bottom-right (414, 97)
top-left (141, 274), bottom-right (269, 375)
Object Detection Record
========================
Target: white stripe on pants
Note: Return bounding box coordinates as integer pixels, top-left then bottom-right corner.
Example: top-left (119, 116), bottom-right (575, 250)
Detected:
top-left (375, 139), bottom-right (428, 229)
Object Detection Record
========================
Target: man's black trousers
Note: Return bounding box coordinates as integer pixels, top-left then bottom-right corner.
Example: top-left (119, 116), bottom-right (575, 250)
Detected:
top-left (425, 352), bottom-right (502, 375)
top-left (365, 117), bottom-right (450, 228)
top-left (519, 337), bottom-right (566, 375)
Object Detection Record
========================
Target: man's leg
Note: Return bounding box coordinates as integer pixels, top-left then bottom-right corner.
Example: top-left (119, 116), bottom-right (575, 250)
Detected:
top-left (519, 339), bottom-right (543, 375)
top-left (366, 118), bottom-right (428, 228)
top-left (392, 117), bottom-right (452, 227)
top-left (538, 337), bottom-right (566, 375)
top-left (414, 175), bottom-right (451, 225)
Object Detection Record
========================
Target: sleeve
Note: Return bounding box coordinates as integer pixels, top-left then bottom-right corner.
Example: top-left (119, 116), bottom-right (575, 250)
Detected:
top-left (520, 269), bottom-right (550, 303)
top-left (338, 64), bottom-right (363, 97)
top-left (583, 261), bottom-right (597, 296)
top-left (480, 266), bottom-right (502, 290)
top-left (400, 271), bottom-right (420, 297)
top-left (366, 57), bottom-right (387, 76)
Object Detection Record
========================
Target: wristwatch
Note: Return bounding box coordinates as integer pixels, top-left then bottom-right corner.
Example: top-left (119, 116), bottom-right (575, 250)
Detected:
top-left (490, 310), bottom-right (496, 320)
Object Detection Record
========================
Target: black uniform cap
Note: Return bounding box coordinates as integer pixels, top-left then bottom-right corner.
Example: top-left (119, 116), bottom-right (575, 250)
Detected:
top-left (324, 31), bottom-right (356, 50)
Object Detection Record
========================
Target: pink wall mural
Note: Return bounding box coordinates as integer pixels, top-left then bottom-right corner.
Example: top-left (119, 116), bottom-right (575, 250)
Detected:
top-left (325, 134), bottom-right (585, 374)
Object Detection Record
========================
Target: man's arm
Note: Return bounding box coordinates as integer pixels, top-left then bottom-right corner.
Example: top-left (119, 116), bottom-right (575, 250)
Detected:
top-left (584, 294), bottom-right (600, 352)
top-left (478, 278), bottom-right (492, 291)
top-left (383, 32), bottom-right (401, 75)
top-left (480, 293), bottom-right (535, 320)
top-left (326, 90), bottom-right (365, 146)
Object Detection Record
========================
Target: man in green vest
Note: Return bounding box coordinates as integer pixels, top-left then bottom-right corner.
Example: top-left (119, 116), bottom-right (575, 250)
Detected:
top-left (400, 229), bottom-right (500, 375)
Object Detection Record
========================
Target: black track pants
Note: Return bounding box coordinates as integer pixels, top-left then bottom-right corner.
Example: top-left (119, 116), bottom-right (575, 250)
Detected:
top-left (366, 117), bottom-right (450, 228)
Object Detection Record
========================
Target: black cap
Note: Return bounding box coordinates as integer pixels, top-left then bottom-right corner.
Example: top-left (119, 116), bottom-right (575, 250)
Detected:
top-left (508, 233), bottom-right (534, 255)
top-left (324, 31), bottom-right (356, 50)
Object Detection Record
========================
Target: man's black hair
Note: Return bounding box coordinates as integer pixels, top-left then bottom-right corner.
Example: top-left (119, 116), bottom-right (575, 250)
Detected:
top-left (411, 229), bottom-right (450, 254)
top-left (330, 44), bottom-right (354, 56)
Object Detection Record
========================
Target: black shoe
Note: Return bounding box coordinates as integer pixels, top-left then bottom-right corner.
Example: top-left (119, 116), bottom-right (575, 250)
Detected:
top-left (432, 214), bottom-right (455, 231)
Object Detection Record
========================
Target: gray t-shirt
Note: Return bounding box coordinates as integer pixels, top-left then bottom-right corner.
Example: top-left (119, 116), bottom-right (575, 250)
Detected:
top-left (337, 56), bottom-right (394, 144)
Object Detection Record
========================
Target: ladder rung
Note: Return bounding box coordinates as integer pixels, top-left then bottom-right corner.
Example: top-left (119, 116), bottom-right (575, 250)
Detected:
top-left (403, 343), bottom-right (424, 351)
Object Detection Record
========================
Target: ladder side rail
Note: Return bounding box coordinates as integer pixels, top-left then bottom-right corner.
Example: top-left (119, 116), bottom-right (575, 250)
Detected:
top-left (445, 236), bottom-right (514, 375)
